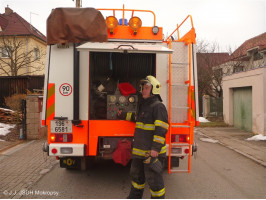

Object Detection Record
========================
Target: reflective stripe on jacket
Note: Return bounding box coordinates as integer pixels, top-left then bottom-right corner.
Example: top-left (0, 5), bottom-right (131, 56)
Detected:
top-left (125, 95), bottom-right (169, 159)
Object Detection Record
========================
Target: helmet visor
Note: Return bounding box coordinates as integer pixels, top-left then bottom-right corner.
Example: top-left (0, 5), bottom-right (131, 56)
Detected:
top-left (140, 78), bottom-right (152, 86)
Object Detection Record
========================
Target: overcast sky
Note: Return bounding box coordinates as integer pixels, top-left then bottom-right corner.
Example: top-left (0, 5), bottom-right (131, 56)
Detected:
top-left (1, 0), bottom-right (265, 52)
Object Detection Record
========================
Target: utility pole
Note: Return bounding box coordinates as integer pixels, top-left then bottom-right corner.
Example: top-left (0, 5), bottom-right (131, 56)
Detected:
top-left (73, 0), bottom-right (81, 8)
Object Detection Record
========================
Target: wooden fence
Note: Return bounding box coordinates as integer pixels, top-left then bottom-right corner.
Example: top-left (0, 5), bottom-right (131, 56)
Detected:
top-left (0, 75), bottom-right (44, 107)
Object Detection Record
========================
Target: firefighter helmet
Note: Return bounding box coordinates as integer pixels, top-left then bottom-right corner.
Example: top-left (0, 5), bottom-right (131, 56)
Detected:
top-left (140, 75), bottom-right (161, 95)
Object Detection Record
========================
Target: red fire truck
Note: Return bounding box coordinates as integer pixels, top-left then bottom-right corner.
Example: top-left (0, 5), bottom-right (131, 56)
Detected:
top-left (42, 5), bottom-right (199, 173)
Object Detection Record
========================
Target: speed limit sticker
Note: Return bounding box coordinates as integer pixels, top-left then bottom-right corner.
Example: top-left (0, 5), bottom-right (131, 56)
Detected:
top-left (59, 83), bottom-right (72, 96)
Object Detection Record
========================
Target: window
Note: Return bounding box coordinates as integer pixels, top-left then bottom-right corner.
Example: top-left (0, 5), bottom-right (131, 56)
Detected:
top-left (1, 47), bottom-right (9, 58)
top-left (254, 52), bottom-right (263, 61)
top-left (34, 48), bottom-right (40, 60)
top-left (233, 65), bottom-right (244, 73)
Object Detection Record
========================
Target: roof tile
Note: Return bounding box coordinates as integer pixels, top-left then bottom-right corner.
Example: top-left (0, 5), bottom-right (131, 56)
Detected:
top-left (0, 8), bottom-right (46, 42)
top-left (231, 32), bottom-right (266, 60)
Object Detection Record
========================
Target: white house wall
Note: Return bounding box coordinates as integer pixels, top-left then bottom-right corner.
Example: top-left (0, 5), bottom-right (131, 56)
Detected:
top-left (223, 67), bottom-right (266, 135)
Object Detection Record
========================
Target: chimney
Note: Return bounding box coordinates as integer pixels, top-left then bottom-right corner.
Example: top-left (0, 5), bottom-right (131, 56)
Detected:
top-left (5, 7), bottom-right (13, 15)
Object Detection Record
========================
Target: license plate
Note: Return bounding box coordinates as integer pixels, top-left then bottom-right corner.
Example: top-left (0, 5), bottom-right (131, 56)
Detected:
top-left (60, 157), bottom-right (80, 169)
top-left (171, 148), bottom-right (182, 154)
top-left (50, 120), bottom-right (72, 133)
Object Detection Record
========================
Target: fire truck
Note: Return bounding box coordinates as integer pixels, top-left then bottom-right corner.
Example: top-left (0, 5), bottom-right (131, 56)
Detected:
top-left (42, 6), bottom-right (199, 173)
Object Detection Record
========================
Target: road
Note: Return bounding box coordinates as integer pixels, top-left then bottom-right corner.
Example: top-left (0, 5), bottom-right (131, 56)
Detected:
top-left (21, 132), bottom-right (266, 199)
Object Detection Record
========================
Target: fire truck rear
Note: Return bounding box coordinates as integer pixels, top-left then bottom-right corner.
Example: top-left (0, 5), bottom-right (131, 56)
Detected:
top-left (42, 6), bottom-right (199, 173)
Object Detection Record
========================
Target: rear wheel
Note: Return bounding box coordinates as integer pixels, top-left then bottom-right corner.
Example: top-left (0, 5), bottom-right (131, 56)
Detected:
top-left (80, 157), bottom-right (87, 171)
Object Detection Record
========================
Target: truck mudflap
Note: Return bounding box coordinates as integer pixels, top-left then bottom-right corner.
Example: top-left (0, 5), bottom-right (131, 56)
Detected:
top-left (48, 143), bottom-right (85, 156)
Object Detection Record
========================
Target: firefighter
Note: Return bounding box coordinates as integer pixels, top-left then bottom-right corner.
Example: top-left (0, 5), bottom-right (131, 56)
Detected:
top-left (118, 75), bottom-right (169, 199)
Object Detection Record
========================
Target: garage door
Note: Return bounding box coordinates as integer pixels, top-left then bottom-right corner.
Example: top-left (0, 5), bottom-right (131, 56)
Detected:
top-left (233, 87), bottom-right (252, 132)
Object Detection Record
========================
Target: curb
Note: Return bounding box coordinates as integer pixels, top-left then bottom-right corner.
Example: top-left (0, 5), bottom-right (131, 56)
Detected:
top-left (0, 140), bottom-right (35, 162)
top-left (0, 140), bottom-right (25, 154)
top-left (196, 130), bottom-right (266, 168)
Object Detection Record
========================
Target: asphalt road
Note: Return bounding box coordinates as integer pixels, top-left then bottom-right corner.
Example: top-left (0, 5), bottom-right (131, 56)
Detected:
top-left (22, 132), bottom-right (266, 199)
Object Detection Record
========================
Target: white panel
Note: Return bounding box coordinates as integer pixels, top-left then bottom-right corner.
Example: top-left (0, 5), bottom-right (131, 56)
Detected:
top-left (79, 51), bottom-right (89, 120)
top-left (49, 44), bottom-right (74, 120)
top-left (171, 63), bottom-right (189, 85)
top-left (49, 144), bottom-right (85, 156)
top-left (172, 108), bottom-right (188, 123)
top-left (171, 42), bottom-right (189, 64)
top-left (42, 46), bottom-right (51, 121)
top-left (156, 43), bottom-right (169, 112)
top-left (171, 85), bottom-right (188, 108)
top-left (77, 42), bottom-right (173, 54)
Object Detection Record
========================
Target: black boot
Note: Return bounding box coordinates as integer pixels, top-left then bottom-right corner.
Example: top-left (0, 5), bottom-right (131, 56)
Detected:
top-left (127, 186), bottom-right (144, 199)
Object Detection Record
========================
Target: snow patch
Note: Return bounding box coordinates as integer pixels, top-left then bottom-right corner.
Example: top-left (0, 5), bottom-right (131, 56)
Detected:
top-left (200, 138), bottom-right (218, 143)
top-left (0, 123), bottom-right (16, 136)
top-left (199, 117), bottom-right (210, 123)
top-left (246, 134), bottom-right (266, 141)
top-left (0, 139), bottom-right (5, 142)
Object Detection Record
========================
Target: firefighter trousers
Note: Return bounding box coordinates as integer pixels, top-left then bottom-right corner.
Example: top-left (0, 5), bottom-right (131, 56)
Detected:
top-left (127, 158), bottom-right (165, 199)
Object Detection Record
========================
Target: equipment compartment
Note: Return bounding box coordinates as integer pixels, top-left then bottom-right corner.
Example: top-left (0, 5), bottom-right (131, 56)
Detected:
top-left (89, 52), bottom-right (156, 120)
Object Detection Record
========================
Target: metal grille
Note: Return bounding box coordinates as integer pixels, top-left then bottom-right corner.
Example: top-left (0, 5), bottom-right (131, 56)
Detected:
top-left (170, 42), bottom-right (189, 123)
top-left (171, 107), bottom-right (188, 123)
top-left (171, 42), bottom-right (189, 64)
top-left (171, 85), bottom-right (188, 107)
top-left (171, 64), bottom-right (189, 85)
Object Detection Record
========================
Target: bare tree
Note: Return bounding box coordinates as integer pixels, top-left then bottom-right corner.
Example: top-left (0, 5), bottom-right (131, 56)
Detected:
top-left (197, 39), bottom-right (231, 98)
top-left (0, 35), bottom-right (45, 76)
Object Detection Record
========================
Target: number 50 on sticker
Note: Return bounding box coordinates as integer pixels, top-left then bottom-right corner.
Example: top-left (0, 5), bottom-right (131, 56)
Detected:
top-left (59, 83), bottom-right (73, 96)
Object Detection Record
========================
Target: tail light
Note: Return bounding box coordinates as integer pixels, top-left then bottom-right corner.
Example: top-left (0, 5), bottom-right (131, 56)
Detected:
top-left (50, 134), bottom-right (73, 143)
top-left (171, 134), bottom-right (190, 143)
top-left (51, 148), bottom-right (57, 154)
top-left (184, 149), bottom-right (190, 154)
top-left (50, 135), bottom-right (56, 142)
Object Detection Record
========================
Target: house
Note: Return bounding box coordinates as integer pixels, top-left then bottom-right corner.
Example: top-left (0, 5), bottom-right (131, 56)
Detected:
top-left (222, 32), bottom-right (266, 135)
top-left (0, 7), bottom-right (46, 76)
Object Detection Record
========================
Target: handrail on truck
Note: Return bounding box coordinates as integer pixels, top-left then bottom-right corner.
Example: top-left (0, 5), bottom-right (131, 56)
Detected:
top-left (97, 5), bottom-right (156, 26)
top-left (166, 15), bottom-right (194, 41)
top-left (167, 14), bottom-right (196, 174)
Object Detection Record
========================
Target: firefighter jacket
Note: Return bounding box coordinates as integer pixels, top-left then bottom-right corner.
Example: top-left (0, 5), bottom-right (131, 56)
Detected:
top-left (121, 95), bottom-right (169, 159)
